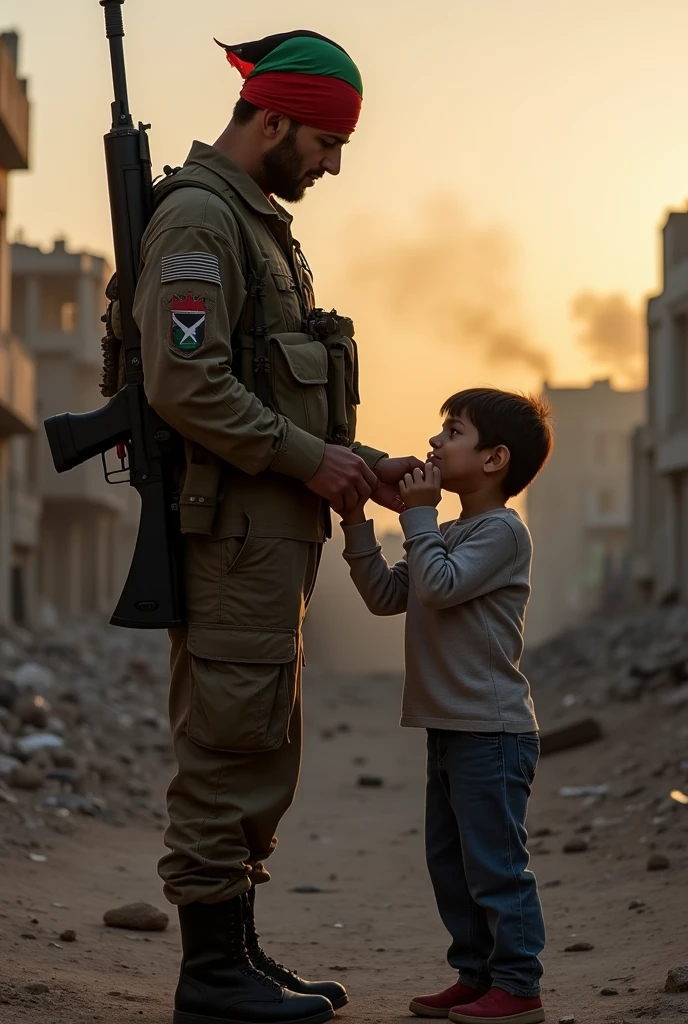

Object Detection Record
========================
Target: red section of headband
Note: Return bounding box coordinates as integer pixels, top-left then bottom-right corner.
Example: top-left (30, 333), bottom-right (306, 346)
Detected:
top-left (241, 72), bottom-right (361, 134)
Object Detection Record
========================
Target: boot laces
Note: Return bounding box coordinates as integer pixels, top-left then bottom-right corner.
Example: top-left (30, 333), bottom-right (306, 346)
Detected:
top-left (231, 944), bottom-right (283, 994)
top-left (254, 948), bottom-right (296, 980)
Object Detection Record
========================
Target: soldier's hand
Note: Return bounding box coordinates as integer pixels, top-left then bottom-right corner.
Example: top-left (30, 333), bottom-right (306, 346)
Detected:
top-left (370, 455), bottom-right (425, 514)
top-left (307, 444), bottom-right (378, 513)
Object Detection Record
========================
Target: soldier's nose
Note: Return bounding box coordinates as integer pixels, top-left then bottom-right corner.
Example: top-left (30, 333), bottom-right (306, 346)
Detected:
top-left (323, 153), bottom-right (342, 176)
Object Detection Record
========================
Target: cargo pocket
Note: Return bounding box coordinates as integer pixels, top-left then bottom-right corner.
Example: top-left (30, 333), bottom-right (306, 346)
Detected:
top-left (270, 333), bottom-right (329, 440)
top-left (186, 624), bottom-right (298, 753)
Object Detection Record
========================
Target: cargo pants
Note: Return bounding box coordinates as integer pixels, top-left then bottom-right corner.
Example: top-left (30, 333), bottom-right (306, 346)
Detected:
top-left (159, 525), bottom-right (320, 905)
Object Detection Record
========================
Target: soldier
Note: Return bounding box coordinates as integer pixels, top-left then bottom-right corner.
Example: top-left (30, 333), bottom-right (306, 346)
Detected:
top-left (133, 29), bottom-right (421, 1024)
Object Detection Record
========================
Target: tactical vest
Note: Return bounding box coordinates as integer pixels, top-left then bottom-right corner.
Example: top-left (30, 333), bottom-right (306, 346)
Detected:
top-left (101, 166), bottom-right (361, 536)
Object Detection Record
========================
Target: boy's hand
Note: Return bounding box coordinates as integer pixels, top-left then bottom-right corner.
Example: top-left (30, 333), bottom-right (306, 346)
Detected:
top-left (337, 488), bottom-right (369, 526)
top-left (399, 462), bottom-right (442, 509)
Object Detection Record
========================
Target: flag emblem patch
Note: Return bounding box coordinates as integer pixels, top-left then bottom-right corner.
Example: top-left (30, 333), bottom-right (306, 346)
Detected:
top-left (170, 294), bottom-right (206, 354)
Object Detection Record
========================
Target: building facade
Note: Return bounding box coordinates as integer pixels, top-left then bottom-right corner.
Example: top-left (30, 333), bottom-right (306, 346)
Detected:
top-left (11, 239), bottom-right (138, 622)
top-left (631, 211), bottom-right (688, 604)
top-left (526, 379), bottom-right (645, 646)
top-left (0, 32), bottom-right (38, 626)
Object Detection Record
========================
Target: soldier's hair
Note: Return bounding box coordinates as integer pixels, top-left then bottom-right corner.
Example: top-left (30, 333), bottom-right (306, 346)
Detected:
top-left (440, 387), bottom-right (553, 498)
top-left (232, 98), bottom-right (303, 135)
top-left (232, 98), bottom-right (262, 124)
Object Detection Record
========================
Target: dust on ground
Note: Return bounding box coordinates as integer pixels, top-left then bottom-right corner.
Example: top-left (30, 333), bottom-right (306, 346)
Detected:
top-left (0, 614), bottom-right (687, 1024)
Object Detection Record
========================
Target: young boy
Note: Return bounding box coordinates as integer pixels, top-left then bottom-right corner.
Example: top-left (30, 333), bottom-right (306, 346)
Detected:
top-left (340, 388), bottom-right (553, 1024)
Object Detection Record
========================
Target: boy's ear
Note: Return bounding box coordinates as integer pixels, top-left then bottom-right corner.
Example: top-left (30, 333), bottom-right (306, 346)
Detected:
top-left (484, 444), bottom-right (510, 475)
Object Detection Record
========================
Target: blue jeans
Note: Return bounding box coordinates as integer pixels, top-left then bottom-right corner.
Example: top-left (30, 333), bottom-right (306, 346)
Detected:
top-left (425, 730), bottom-right (545, 998)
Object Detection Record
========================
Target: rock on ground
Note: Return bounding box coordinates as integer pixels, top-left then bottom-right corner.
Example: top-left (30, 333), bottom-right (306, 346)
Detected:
top-left (103, 901), bottom-right (169, 932)
top-left (665, 966), bottom-right (688, 993)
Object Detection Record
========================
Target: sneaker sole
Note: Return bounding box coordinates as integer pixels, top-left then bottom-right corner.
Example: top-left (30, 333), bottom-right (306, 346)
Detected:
top-left (330, 994), bottom-right (348, 1011)
top-left (409, 999), bottom-right (451, 1018)
top-left (448, 1009), bottom-right (544, 1024)
top-left (173, 1009), bottom-right (335, 1024)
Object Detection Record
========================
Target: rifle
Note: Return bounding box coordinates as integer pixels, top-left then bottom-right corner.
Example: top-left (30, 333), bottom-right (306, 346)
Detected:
top-left (43, 0), bottom-right (185, 629)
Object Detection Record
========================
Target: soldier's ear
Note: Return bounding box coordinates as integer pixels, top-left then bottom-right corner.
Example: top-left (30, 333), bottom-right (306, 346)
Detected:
top-left (263, 109), bottom-right (286, 140)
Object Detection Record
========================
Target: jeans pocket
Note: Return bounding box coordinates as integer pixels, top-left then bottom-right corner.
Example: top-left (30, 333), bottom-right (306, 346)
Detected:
top-left (467, 731), bottom-right (501, 744)
top-left (517, 733), bottom-right (540, 785)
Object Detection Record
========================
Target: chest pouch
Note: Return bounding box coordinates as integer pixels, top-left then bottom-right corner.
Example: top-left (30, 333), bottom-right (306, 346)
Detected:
top-left (305, 310), bottom-right (361, 445)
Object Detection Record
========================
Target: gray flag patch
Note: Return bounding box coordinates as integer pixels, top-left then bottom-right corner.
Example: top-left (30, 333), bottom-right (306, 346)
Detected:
top-left (161, 252), bottom-right (221, 285)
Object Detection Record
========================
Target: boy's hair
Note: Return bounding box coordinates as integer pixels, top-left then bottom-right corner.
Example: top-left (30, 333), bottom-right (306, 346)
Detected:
top-left (441, 387), bottom-right (553, 498)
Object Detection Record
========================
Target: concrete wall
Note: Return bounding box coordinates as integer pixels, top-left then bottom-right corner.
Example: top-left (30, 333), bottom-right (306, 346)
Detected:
top-left (527, 379), bottom-right (645, 646)
top-left (11, 239), bottom-right (139, 622)
top-left (631, 211), bottom-right (688, 605)
top-left (0, 31), bottom-right (36, 627)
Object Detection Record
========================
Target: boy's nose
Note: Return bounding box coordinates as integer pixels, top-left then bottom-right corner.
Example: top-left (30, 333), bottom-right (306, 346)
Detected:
top-left (429, 436), bottom-right (440, 449)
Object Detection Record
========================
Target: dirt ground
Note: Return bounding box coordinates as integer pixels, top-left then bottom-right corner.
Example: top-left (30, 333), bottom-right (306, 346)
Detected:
top-left (0, 668), bottom-right (687, 1024)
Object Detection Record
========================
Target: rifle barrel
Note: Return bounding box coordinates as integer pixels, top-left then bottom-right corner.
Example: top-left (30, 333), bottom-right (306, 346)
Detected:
top-left (100, 0), bottom-right (132, 129)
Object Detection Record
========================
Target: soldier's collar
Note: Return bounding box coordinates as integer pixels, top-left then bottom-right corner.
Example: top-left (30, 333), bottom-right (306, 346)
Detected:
top-left (185, 141), bottom-right (293, 223)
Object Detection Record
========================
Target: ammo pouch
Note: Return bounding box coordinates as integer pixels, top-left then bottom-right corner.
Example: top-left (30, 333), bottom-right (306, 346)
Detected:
top-left (306, 310), bottom-right (361, 446)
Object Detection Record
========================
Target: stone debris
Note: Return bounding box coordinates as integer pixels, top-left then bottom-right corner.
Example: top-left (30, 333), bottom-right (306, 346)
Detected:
top-left (565, 941), bottom-right (595, 952)
top-left (600, 987), bottom-right (619, 996)
top-left (103, 902), bottom-right (169, 932)
top-left (540, 718), bottom-right (604, 756)
top-left (59, 929), bottom-right (77, 942)
top-left (665, 965), bottom-right (688, 993)
top-left (357, 775), bottom-right (384, 788)
top-left (24, 983), bottom-right (50, 995)
top-left (0, 621), bottom-right (171, 839)
top-left (562, 837), bottom-right (589, 854)
top-left (646, 853), bottom-right (670, 871)
top-left (559, 785), bottom-right (609, 798)
top-left (558, 1017), bottom-right (575, 1024)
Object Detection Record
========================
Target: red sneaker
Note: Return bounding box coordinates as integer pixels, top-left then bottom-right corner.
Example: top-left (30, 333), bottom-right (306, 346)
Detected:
top-left (410, 983), bottom-right (490, 1018)
top-left (448, 988), bottom-right (544, 1023)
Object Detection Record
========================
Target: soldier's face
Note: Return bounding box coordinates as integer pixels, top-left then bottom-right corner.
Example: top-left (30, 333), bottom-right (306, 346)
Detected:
top-left (261, 121), bottom-right (350, 203)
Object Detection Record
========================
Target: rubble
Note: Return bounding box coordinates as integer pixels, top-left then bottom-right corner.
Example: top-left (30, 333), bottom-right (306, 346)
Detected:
top-left (523, 604), bottom-right (688, 708)
top-left (665, 966), bottom-right (688, 993)
top-left (562, 837), bottom-right (589, 853)
top-left (103, 902), bottom-right (169, 931)
top-left (539, 718), bottom-right (604, 756)
top-left (0, 619), bottom-right (170, 843)
top-left (646, 853), bottom-right (670, 871)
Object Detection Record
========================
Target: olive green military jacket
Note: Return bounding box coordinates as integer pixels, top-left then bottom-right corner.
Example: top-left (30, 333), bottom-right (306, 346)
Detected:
top-left (133, 141), bottom-right (385, 544)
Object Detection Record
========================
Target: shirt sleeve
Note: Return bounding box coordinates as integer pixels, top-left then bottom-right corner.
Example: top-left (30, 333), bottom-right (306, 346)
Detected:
top-left (350, 442), bottom-right (388, 469)
top-left (400, 507), bottom-right (518, 609)
top-left (341, 520), bottom-right (409, 616)
top-left (134, 217), bottom-right (325, 482)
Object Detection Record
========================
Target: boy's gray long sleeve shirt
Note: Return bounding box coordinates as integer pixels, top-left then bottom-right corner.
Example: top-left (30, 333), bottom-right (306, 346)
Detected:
top-left (342, 506), bottom-right (538, 733)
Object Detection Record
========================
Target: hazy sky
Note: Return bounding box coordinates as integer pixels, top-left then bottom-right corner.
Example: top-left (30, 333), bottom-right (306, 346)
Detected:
top-left (4, 0), bottom-right (687, 522)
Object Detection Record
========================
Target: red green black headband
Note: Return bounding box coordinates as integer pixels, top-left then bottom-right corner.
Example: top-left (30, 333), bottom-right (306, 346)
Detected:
top-left (215, 30), bottom-right (363, 135)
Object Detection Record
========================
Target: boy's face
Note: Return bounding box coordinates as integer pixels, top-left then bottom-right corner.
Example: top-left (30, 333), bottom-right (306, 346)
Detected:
top-left (427, 411), bottom-right (501, 491)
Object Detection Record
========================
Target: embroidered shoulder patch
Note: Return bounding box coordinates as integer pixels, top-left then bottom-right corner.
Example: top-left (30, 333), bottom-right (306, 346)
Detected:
top-left (161, 252), bottom-right (221, 285)
top-left (170, 295), bottom-right (206, 355)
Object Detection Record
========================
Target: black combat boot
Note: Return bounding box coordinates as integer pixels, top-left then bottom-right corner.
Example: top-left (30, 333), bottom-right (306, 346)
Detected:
top-left (174, 896), bottom-right (335, 1024)
top-left (243, 888), bottom-right (348, 1012)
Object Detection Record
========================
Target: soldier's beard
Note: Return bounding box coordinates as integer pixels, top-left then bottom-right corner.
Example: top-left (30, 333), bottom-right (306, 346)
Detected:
top-left (261, 125), bottom-right (319, 203)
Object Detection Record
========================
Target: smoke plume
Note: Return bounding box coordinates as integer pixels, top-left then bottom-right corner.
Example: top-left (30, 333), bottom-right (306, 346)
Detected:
top-left (570, 291), bottom-right (646, 388)
top-left (347, 198), bottom-right (551, 381)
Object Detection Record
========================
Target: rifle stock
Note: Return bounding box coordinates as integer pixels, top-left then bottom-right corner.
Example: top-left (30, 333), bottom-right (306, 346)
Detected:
top-left (43, 0), bottom-right (185, 629)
